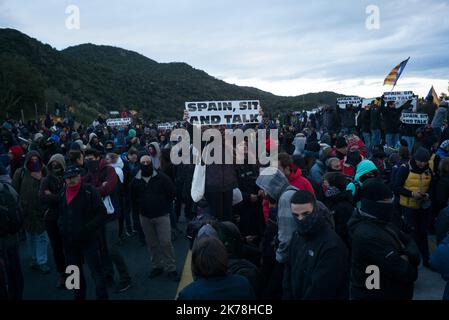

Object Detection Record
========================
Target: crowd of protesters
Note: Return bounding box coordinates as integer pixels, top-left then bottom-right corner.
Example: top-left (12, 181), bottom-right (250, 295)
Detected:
top-left (1, 94), bottom-right (449, 300)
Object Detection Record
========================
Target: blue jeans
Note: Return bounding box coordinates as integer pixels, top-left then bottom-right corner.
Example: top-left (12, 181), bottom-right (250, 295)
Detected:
top-left (362, 132), bottom-right (371, 151)
top-left (26, 231), bottom-right (49, 265)
top-left (371, 129), bottom-right (381, 146)
top-left (386, 133), bottom-right (400, 148)
top-left (402, 207), bottom-right (429, 263)
top-left (401, 136), bottom-right (415, 153)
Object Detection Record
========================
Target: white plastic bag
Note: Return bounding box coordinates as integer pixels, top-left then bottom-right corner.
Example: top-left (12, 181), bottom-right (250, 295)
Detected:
top-left (102, 195), bottom-right (115, 214)
top-left (191, 163), bottom-right (206, 203)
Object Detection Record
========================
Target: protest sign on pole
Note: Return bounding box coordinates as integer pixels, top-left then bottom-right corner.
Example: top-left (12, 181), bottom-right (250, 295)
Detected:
top-left (383, 91), bottom-right (416, 109)
top-left (106, 117), bottom-right (132, 127)
top-left (362, 98), bottom-right (378, 108)
top-left (400, 112), bottom-right (428, 125)
top-left (336, 97), bottom-right (362, 109)
top-left (185, 100), bottom-right (262, 125)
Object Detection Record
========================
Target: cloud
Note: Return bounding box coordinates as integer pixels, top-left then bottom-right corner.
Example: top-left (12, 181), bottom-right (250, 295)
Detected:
top-left (1, 0), bottom-right (448, 97)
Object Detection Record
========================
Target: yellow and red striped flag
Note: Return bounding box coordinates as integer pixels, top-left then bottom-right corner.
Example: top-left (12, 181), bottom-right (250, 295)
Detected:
top-left (383, 57), bottom-right (410, 86)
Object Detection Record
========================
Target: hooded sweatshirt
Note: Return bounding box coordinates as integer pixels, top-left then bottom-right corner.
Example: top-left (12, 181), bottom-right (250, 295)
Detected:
top-left (256, 167), bottom-right (298, 263)
top-left (12, 150), bottom-right (47, 233)
top-left (346, 160), bottom-right (378, 197)
top-left (149, 142), bottom-right (161, 170)
top-left (292, 135), bottom-right (306, 156)
top-left (39, 153), bottom-right (66, 221)
top-left (111, 156), bottom-right (124, 183)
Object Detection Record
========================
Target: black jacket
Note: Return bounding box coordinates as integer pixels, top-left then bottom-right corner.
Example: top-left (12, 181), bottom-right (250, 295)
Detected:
top-left (358, 110), bottom-right (371, 133)
top-left (324, 191), bottom-right (354, 247)
top-left (432, 176), bottom-right (449, 217)
top-left (370, 106), bottom-right (382, 130)
top-left (348, 210), bottom-right (420, 300)
top-left (59, 183), bottom-right (107, 248)
top-left (130, 170), bottom-right (176, 219)
top-left (39, 173), bottom-right (64, 221)
top-left (381, 106), bottom-right (403, 134)
top-left (283, 222), bottom-right (350, 300)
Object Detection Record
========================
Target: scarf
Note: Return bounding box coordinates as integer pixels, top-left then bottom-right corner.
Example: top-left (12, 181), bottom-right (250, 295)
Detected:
top-left (66, 182), bottom-right (81, 205)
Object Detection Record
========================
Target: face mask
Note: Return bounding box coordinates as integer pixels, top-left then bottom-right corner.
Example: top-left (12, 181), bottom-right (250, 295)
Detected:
top-left (141, 164), bottom-right (153, 177)
top-left (149, 148), bottom-right (156, 156)
top-left (28, 159), bottom-right (42, 173)
top-left (294, 209), bottom-right (324, 237)
top-left (324, 186), bottom-right (341, 198)
top-left (86, 160), bottom-right (99, 172)
top-left (51, 166), bottom-right (64, 177)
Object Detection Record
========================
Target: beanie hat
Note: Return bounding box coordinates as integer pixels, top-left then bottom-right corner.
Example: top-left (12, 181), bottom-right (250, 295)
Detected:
top-left (414, 147), bottom-right (431, 162)
top-left (9, 145), bottom-right (23, 159)
top-left (360, 178), bottom-right (393, 202)
top-left (335, 136), bottom-right (347, 149)
top-left (128, 129), bottom-right (137, 138)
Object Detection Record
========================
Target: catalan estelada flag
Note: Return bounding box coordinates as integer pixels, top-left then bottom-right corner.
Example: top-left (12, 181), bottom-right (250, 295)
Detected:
top-left (426, 85), bottom-right (441, 105)
top-left (383, 57), bottom-right (410, 86)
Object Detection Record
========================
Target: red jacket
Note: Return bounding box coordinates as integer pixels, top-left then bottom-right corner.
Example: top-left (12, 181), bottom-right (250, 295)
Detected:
top-left (288, 166), bottom-right (315, 195)
top-left (262, 166), bottom-right (315, 224)
top-left (83, 159), bottom-right (118, 197)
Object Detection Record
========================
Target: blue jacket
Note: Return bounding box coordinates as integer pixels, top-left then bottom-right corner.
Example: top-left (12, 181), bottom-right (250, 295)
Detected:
top-left (178, 274), bottom-right (255, 300)
top-left (430, 234), bottom-right (449, 280)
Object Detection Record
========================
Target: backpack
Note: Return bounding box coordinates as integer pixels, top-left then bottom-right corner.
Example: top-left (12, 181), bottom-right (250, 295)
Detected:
top-left (0, 182), bottom-right (23, 237)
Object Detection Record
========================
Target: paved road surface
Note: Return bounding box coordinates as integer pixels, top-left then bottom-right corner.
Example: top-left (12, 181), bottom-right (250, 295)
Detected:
top-left (20, 221), bottom-right (446, 300)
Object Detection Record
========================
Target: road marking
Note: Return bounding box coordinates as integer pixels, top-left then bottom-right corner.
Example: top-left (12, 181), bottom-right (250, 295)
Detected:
top-left (175, 249), bottom-right (193, 299)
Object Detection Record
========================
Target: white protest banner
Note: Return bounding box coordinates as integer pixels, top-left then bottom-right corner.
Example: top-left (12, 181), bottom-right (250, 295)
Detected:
top-left (400, 113), bottom-right (428, 125)
top-left (106, 118), bottom-right (132, 127)
top-left (362, 98), bottom-right (378, 108)
top-left (383, 91), bottom-right (416, 109)
top-left (337, 97), bottom-right (362, 109)
top-left (185, 100), bottom-right (262, 125)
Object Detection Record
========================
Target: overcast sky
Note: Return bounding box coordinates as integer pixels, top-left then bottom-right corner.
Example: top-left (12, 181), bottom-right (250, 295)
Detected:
top-left (1, 0), bottom-right (448, 98)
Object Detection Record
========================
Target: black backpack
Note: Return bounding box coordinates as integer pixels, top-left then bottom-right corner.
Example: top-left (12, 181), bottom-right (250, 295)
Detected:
top-left (0, 182), bottom-right (23, 237)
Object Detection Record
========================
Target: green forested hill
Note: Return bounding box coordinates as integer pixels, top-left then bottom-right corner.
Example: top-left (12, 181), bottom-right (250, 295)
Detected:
top-left (0, 28), bottom-right (343, 123)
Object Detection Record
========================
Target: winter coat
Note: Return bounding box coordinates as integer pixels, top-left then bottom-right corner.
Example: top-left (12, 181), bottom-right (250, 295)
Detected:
top-left (12, 151), bottom-right (47, 233)
top-left (431, 106), bottom-right (448, 129)
top-left (433, 176), bottom-right (449, 218)
top-left (359, 109), bottom-right (371, 133)
top-left (324, 190), bottom-right (354, 246)
top-left (348, 209), bottom-right (420, 300)
top-left (83, 159), bottom-right (119, 221)
top-left (130, 169), bottom-right (176, 219)
top-left (435, 207), bottom-right (449, 245)
top-left (370, 106), bottom-right (382, 130)
top-left (283, 221), bottom-right (349, 299)
top-left (339, 108), bottom-right (357, 129)
top-left (39, 154), bottom-right (65, 221)
top-left (59, 183), bottom-right (107, 248)
top-left (178, 274), bottom-right (255, 300)
top-left (256, 169), bottom-right (298, 263)
top-left (288, 167), bottom-right (315, 196)
top-left (381, 106), bottom-right (403, 134)
top-left (309, 160), bottom-right (326, 185)
top-left (322, 108), bottom-right (340, 133)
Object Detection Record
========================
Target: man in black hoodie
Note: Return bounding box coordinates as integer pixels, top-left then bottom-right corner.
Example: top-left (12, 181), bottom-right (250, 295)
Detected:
top-left (283, 190), bottom-right (349, 300)
top-left (348, 179), bottom-right (420, 300)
